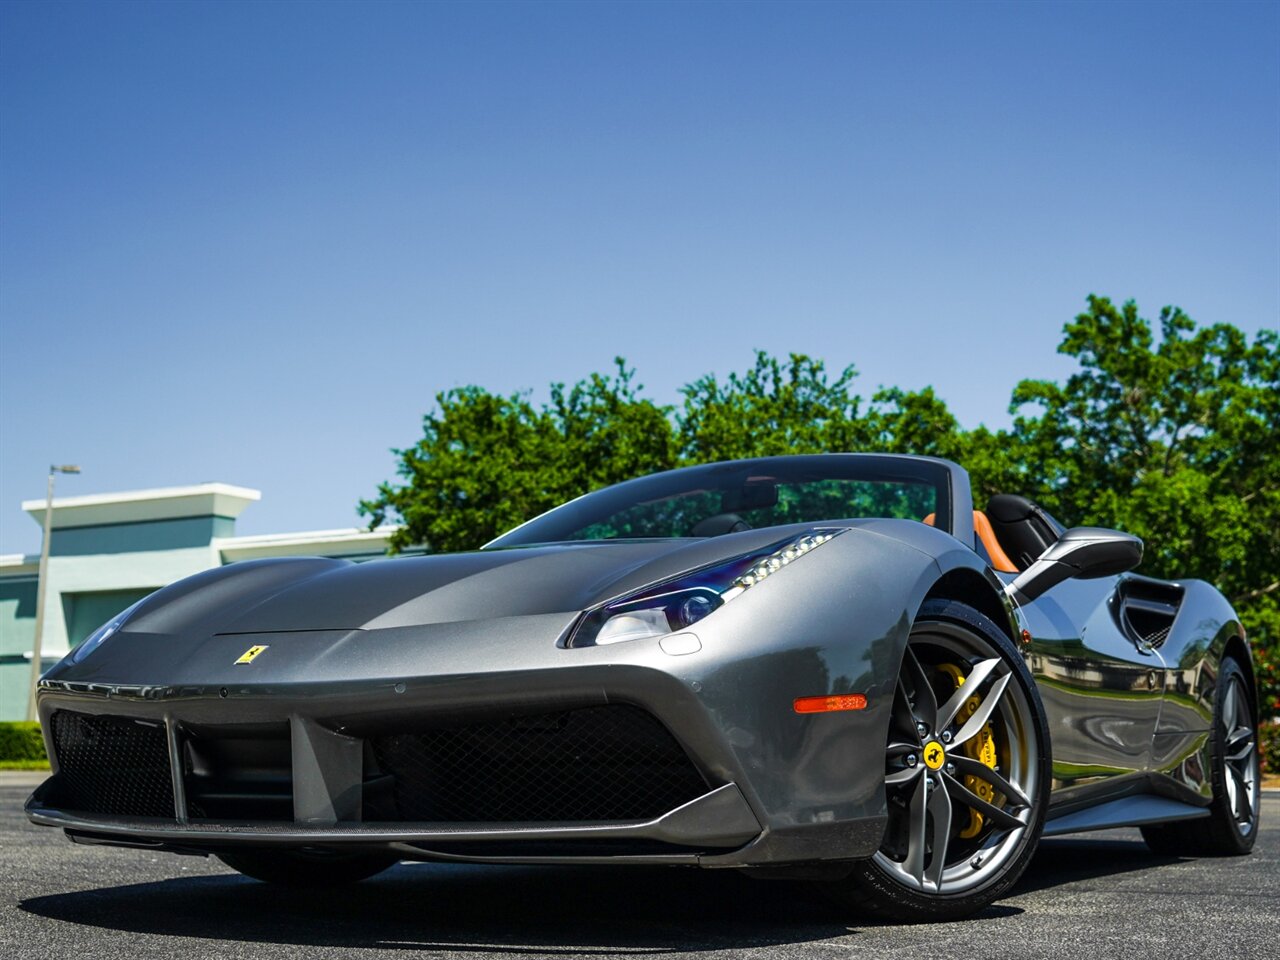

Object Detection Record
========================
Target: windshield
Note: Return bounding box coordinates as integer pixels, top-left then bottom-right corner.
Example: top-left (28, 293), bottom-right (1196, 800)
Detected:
top-left (487, 455), bottom-right (953, 547)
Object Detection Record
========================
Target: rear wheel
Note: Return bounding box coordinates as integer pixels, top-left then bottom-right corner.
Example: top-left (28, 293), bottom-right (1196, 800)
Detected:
top-left (1141, 657), bottom-right (1259, 856)
top-left (217, 849), bottom-right (399, 886)
top-left (824, 599), bottom-right (1050, 921)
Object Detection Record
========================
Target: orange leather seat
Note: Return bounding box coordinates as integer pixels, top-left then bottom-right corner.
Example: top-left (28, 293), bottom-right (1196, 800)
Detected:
top-left (973, 510), bottom-right (1018, 573)
top-left (921, 511), bottom-right (1019, 574)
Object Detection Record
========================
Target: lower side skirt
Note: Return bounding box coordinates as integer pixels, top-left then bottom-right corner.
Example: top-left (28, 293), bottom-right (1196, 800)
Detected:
top-left (1042, 794), bottom-right (1211, 837)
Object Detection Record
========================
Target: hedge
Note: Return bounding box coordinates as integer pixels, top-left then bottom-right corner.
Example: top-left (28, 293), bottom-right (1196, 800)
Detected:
top-left (0, 721), bottom-right (49, 769)
top-left (1261, 721), bottom-right (1280, 779)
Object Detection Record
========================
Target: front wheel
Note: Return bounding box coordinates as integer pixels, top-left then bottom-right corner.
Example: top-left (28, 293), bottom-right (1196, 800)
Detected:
top-left (217, 849), bottom-right (399, 886)
top-left (823, 599), bottom-right (1050, 921)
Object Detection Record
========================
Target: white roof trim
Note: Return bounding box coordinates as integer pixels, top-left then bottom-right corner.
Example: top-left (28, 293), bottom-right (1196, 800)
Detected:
top-left (23, 483), bottom-right (262, 529)
top-left (0, 553), bottom-right (38, 574)
top-left (215, 526), bottom-right (403, 562)
top-left (215, 527), bottom-right (398, 548)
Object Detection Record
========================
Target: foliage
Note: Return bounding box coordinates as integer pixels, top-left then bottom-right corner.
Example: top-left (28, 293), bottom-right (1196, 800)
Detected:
top-left (362, 297), bottom-right (1278, 721)
top-left (359, 360), bottom-right (676, 553)
top-left (970, 297), bottom-right (1279, 722)
top-left (1252, 623), bottom-right (1280, 730)
top-left (998, 298), bottom-right (1276, 587)
top-left (0, 722), bottom-right (47, 767)
top-left (676, 354), bottom-right (869, 460)
top-left (1261, 721), bottom-right (1280, 777)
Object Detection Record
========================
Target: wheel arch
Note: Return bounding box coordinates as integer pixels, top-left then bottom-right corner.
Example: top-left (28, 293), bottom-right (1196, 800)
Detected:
top-left (1221, 630), bottom-right (1258, 725)
top-left (1164, 580), bottom-right (1255, 729)
top-left (920, 566), bottom-right (1018, 643)
top-left (899, 538), bottom-right (1020, 646)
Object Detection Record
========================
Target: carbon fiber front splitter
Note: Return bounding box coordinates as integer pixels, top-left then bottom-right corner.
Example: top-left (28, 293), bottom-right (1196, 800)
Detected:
top-left (27, 780), bottom-right (764, 865)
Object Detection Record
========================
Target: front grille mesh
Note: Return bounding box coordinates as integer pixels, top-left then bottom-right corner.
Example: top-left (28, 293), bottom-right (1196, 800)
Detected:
top-left (45, 705), bottom-right (708, 826)
top-left (366, 705), bottom-right (707, 822)
top-left (50, 711), bottom-right (174, 818)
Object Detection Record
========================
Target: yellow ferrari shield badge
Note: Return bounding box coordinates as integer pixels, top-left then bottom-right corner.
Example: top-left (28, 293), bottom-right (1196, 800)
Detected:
top-left (234, 644), bottom-right (268, 665)
top-left (923, 741), bottom-right (946, 770)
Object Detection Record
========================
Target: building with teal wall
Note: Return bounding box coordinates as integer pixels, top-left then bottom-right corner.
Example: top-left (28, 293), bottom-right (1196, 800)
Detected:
top-left (0, 483), bottom-right (409, 720)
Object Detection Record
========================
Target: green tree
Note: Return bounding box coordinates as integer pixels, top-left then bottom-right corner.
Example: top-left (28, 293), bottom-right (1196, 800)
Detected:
top-left (358, 360), bottom-right (676, 553)
top-left (973, 297), bottom-right (1279, 720)
top-left (677, 352), bottom-right (869, 461)
top-left (865, 385), bottom-right (971, 462)
top-left (676, 351), bottom-right (971, 464)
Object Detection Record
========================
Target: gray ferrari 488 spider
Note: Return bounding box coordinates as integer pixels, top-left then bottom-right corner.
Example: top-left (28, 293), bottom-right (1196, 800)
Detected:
top-left (27, 454), bottom-right (1260, 920)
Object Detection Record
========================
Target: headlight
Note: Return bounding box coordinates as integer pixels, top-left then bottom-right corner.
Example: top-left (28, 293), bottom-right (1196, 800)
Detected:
top-left (66, 598), bottom-right (146, 665)
top-left (569, 529), bottom-right (845, 647)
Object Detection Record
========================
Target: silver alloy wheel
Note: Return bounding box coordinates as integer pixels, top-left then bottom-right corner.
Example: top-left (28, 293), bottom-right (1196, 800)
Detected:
top-left (873, 625), bottom-right (1040, 895)
top-left (1222, 673), bottom-right (1259, 836)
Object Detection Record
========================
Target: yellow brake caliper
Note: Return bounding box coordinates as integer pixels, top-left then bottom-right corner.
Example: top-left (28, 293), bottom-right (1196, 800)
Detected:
top-left (938, 662), bottom-right (999, 839)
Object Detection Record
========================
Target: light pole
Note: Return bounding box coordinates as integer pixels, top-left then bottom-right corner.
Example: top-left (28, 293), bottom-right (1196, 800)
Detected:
top-left (26, 464), bottom-right (81, 722)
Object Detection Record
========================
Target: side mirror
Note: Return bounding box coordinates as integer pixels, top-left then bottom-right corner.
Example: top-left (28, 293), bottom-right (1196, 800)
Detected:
top-left (1006, 526), bottom-right (1143, 605)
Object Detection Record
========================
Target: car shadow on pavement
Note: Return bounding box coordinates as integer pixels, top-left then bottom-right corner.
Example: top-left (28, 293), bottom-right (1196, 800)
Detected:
top-left (19, 862), bottom-right (857, 953)
top-left (19, 839), bottom-right (1176, 949)
top-left (18, 858), bottom-right (1023, 952)
top-left (1015, 837), bottom-right (1184, 895)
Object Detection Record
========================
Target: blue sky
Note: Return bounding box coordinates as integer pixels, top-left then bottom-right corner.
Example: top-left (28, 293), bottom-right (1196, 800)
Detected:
top-left (1, 0), bottom-right (1277, 555)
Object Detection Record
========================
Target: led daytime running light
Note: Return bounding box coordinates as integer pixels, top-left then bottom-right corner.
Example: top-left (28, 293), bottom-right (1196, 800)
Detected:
top-left (720, 531), bottom-right (840, 602)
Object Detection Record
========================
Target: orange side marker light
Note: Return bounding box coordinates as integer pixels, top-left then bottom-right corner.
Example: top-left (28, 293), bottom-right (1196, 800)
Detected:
top-left (793, 694), bottom-right (868, 714)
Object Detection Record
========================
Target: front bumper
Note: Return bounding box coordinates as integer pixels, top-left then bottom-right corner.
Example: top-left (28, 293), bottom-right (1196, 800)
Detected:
top-left (28, 554), bottom-right (905, 867)
top-left (27, 673), bottom-right (885, 868)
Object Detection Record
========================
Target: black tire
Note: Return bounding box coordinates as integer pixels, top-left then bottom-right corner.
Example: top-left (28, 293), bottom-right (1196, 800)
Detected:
top-left (1141, 656), bottom-right (1259, 856)
top-left (217, 849), bottom-right (399, 886)
top-left (822, 599), bottom-right (1051, 922)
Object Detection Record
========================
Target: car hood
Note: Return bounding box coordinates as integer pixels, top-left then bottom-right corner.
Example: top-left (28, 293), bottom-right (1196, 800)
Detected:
top-left (120, 526), bottom-right (822, 639)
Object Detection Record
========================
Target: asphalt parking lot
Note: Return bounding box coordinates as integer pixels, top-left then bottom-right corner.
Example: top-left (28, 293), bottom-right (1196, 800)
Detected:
top-left (2, 774), bottom-right (1276, 960)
